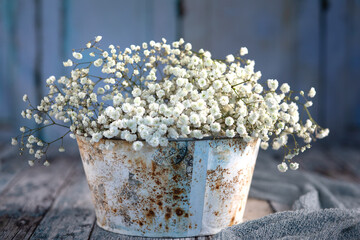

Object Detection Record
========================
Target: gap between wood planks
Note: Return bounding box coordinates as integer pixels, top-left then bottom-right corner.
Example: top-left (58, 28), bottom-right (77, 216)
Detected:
top-left (0, 146), bottom-right (22, 193)
top-left (0, 156), bottom-right (79, 239)
top-left (29, 160), bottom-right (95, 240)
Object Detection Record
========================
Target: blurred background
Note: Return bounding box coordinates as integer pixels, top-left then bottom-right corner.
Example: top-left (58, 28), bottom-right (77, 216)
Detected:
top-left (1, 2), bottom-right (360, 237)
top-left (0, 0), bottom-right (359, 149)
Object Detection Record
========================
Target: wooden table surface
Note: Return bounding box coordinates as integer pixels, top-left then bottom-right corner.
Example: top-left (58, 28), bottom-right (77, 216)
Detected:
top-left (0, 144), bottom-right (359, 240)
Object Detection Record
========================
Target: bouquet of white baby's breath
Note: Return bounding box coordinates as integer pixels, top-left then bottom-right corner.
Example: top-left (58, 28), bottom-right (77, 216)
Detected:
top-left (11, 36), bottom-right (329, 172)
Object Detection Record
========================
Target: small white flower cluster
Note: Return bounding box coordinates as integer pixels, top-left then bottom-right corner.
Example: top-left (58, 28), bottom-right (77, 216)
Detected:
top-left (12, 36), bottom-right (329, 172)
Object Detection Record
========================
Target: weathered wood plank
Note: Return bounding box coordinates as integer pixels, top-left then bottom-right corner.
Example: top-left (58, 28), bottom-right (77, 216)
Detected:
top-left (29, 160), bottom-right (95, 240)
top-left (90, 225), bottom-right (175, 240)
top-left (89, 224), bottom-right (219, 240)
top-left (0, 146), bottom-right (24, 193)
top-left (243, 198), bottom-right (274, 222)
top-left (0, 157), bottom-right (76, 239)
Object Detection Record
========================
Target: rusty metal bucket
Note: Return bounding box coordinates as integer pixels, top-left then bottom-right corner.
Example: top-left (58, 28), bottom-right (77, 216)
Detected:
top-left (76, 135), bottom-right (260, 238)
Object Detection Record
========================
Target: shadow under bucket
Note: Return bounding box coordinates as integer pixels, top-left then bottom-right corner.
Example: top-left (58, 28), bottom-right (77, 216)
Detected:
top-left (76, 135), bottom-right (260, 238)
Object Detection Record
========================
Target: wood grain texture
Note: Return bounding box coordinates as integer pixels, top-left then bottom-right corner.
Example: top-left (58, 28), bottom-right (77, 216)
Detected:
top-left (29, 161), bottom-right (95, 240)
top-left (0, 146), bottom-right (21, 193)
top-left (0, 157), bottom-right (76, 240)
top-left (243, 198), bottom-right (274, 222)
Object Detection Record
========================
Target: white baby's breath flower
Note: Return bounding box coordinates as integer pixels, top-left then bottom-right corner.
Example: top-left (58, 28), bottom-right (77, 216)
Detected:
top-left (94, 59), bottom-right (103, 67)
top-left (308, 87), bottom-right (316, 98)
top-left (225, 117), bottom-right (234, 126)
top-left (280, 83), bottom-right (290, 93)
top-left (91, 132), bottom-right (103, 143)
top-left (254, 84), bottom-right (263, 94)
top-left (260, 142), bottom-right (269, 150)
top-left (185, 43), bottom-right (192, 51)
top-left (72, 52), bottom-right (83, 60)
top-left (132, 141), bottom-right (143, 151)
top-left (95, 35), bottom-right (102, 42)
top-left (28, 160), bottom-right (35, 167)
top-left (63, 59), bottom-right (73, 67)
top-left (11, 138), bottom-right (18, 145)
top-left (192, 130), bottom-right (203, 139)
top-left (102, 51), bottom-right (109, 58)
top-left (97, 87), bottom-right (105, 94)
top-left (23, 94), bottom-right (28, 102)
top-left (58, 147), bottom-right (65, 152)
top-left (149, 137), bottom-right (159, 147)
top-left (272, 141), bottom-right (281, 150)
top-left (189, 113), bottom-right (200, 125)
top-left (176, 78), bottom-right (186, 87)
top-left (46, 76), bottom-right (56, 85)
top-left (12, 37), bottom-right (329, 169)
top-left (267, 79), bottom-right (279, 90)
top-left (304, 101), bottom-right (313, 107)
top-left (213, 80), bottom-right (223, 90)
top-left (243, 136), bottom-right (252, 143)
top-left (210, 122), bottom-right (221, 132)
top-left (43, 160), bottom-right (50, 167)
top-left (277, 162), bottom-right (288, 172)
top-left (240, 47), bottom-right (248, 56)
top-left (219, 96), bottom-right (229, 105)
top-left (316, 128), bottom-right (329, 139)
top-left (236, 124), bottom-right (247, 135)
top-left (225, 129), bottom-right (235, 138)
top-left (248, 112), bottom-right (259, 125)
top-left (226, 54), bottom-right (235, 62)
top-left (289, 162), bottom-right (299, 170)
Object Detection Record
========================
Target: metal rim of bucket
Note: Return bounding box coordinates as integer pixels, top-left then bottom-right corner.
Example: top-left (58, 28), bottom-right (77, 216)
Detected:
top-left (78, 134), bottom-right (251, 142)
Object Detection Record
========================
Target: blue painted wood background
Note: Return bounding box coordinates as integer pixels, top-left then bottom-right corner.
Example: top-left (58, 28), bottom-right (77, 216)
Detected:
top-left (0, 0), bottom-right (359, 146)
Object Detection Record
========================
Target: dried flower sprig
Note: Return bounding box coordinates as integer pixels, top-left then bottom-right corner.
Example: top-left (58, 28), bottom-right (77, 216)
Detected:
top-left (11, 36), bottom-right (329, 171)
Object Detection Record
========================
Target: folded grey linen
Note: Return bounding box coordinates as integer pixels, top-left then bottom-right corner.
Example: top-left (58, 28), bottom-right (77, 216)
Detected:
top-left (216, 154), bottom-right (360, 240)
top-left (220, 208), bottom-right (360, 240)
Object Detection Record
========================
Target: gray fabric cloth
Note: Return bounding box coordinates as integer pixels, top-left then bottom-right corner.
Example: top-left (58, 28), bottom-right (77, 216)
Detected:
top-left (219, 154), bottom-right (360, 240)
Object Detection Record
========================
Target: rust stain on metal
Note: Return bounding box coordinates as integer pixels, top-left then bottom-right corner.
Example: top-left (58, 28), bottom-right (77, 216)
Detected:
top-left (146, 210), bottom-right (155, 218)
top-left (175, 208), bottom-right (184, 216)
top-left (230, 216), bottom-right (236, 225)
top-left (165, 207), bottom-right (172, 220)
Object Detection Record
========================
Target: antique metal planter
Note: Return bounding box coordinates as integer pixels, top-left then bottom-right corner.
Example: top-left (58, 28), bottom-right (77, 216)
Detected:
top-left (76, 135), bottom-right (260, 238)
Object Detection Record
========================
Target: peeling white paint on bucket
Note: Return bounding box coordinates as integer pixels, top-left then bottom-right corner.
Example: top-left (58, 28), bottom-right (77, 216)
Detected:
top-left (77, 135), bottom-right (260, 238)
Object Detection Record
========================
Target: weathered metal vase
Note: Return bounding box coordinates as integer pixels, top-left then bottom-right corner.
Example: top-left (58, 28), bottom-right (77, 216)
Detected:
top-left (77, 135), bottom-right (260, 238)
